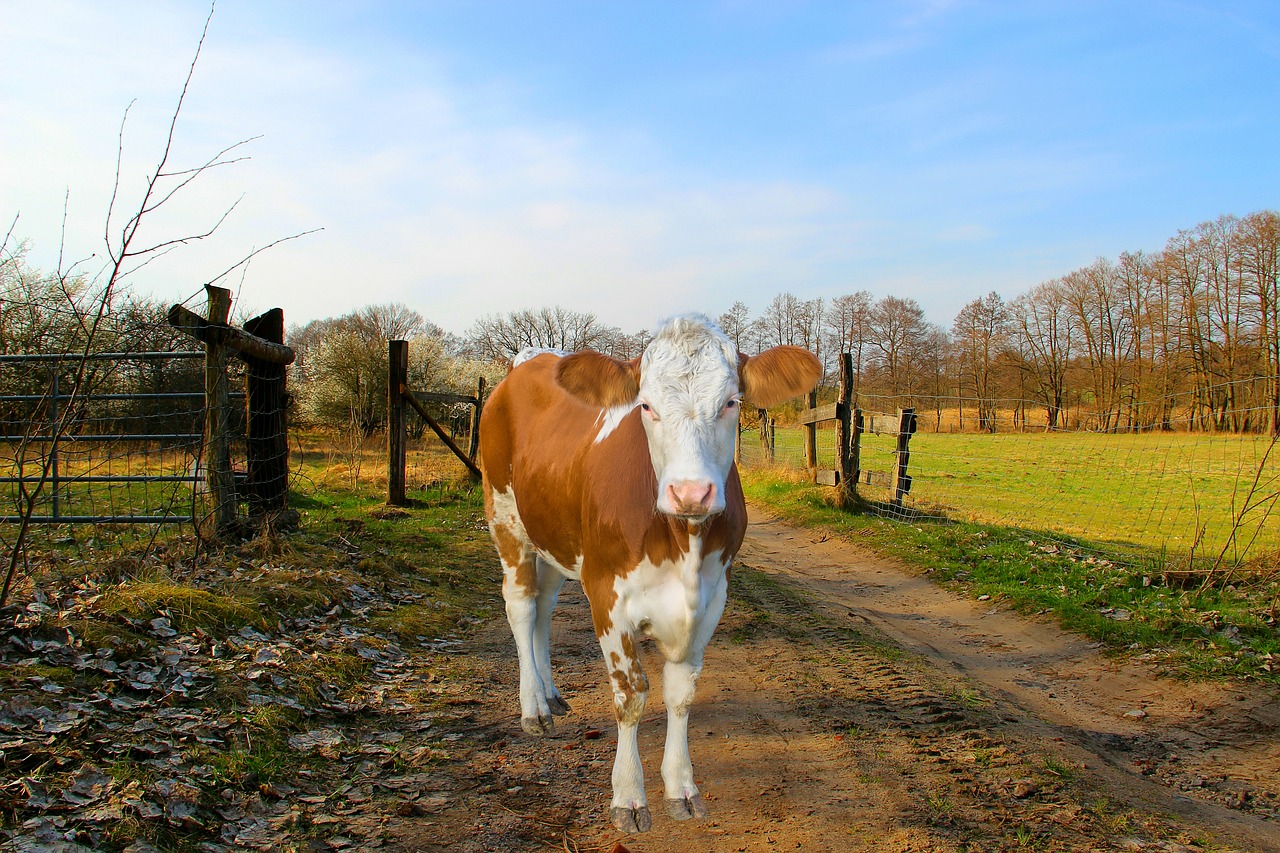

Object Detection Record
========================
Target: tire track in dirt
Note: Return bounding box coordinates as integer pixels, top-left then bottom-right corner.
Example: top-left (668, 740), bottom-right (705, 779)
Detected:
top-left (738, 511), bottom-right (1280, 851)
top-left (388, 513), bottom-right (1279, 852)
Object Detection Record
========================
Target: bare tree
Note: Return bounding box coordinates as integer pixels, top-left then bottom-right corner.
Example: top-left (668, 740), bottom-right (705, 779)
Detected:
top-left (1239, 211), bottom-right (1280, 433)
top-left (467, 306), bottom-right (616, 363)
top-left (951, 291), bottom-right (1010, 432)
top-left (1012, 281), bottom-right (1076, 429)
top-left (718, 301), bottom-right (752, 352)
top-left (864, 295), bottom-right (930, 397)
top-left (1, 5), bottom-right (310, 601)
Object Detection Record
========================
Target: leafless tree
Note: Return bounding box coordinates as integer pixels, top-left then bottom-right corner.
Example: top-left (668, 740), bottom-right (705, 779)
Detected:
top-left (864, 295), bottom-right (930, 398)
top-left (951, 291), bottom-right (1011, 432)
top-left (467, 306), bottom-right (615, 363)
top-left (2, 5), bottom-right (312, 603)
top-left (1011, 281), bottom-right (1076, 429)
top-left (718, 301), bottom-right (752, 352)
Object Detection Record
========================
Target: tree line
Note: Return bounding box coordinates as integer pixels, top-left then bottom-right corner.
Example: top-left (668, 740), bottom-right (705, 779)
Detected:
top-left (5, 209), bottom-right (1276, 437)
top-left (457, 210), bottom-right (1279, 435)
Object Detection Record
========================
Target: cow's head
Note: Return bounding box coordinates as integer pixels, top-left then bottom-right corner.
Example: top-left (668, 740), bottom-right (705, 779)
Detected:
top-left (556, 314), bottom-right (822, 521)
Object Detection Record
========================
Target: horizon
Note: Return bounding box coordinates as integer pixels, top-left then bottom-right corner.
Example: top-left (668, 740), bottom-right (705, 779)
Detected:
top-left (3, 1), bottom-right (1279, 338)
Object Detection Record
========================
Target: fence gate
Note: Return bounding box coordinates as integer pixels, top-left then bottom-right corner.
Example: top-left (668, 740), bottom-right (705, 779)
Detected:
top-left (0, 285), bottom-right (295, 541)
top-left (0, 351), bottom-right (206, 524)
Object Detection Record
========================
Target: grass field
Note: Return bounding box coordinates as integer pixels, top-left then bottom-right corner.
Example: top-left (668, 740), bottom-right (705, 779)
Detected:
top-left (743, 426), bottom-right (1280, 561)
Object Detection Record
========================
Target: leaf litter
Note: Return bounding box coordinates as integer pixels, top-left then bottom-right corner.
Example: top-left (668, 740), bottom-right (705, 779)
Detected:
top-left (0, 527), bottom-right (489, 852)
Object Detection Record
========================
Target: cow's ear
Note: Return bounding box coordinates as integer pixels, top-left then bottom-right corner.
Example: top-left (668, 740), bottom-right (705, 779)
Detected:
top-left (739, 346), bottom-right (822, 408)
top-left (555, 351), bottom-right (641, 409)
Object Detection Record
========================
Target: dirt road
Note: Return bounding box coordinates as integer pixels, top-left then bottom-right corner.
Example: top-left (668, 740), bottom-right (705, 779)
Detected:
top-left (391, 511), bottom-right (1280, 852)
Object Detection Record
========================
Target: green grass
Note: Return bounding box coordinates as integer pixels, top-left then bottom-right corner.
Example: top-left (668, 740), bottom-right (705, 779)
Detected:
top-left (748, 426), bottom-right (1280, 560)
top-left (741, 469), bottom-right (1280, 684)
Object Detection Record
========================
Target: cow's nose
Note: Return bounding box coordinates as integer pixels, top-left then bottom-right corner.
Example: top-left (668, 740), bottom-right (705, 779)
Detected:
top-left (666, 480), bottom-right (716, 517)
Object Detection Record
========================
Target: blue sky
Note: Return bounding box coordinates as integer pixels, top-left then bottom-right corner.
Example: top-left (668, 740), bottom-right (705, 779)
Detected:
top-left (3, 1), bottom-right (1278, 337)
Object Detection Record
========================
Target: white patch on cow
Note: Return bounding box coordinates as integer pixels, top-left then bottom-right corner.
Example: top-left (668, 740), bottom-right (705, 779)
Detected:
top-left (513, 346), bottom-right (569, 367)
top-left (594, 402), bottom-right (638, 444)
top-left (489, 486), bottom-right (525, 535)
top-left (602, 543), bottom-right (731, 816)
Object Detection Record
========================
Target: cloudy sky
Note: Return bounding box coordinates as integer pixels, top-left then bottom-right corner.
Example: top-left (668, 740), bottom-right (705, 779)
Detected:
top-left (3, 1), bottom-right (1279, 337)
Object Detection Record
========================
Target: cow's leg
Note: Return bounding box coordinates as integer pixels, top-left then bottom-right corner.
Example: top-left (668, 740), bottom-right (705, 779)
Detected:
top-left (662, 574), bottom-right (728, 820)
top-left (599, 628), bottom-right (651, 833)
top-left (495, 523), bottom-right (557, 735)
top-left (532, 557), bottom-right (570, 716)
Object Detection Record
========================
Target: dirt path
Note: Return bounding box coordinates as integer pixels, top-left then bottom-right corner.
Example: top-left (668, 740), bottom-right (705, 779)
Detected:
top-left (390, 512), bottom-right (1280, 852)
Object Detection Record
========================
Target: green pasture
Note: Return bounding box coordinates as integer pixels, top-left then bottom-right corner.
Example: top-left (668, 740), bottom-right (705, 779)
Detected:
top-left (744, 426), bottom-right (1280, 561)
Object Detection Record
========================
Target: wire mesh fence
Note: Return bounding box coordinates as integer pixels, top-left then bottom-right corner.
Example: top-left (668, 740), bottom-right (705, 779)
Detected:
top-left (0, 351), bottom-right (209, 525)
top-left (738, 383), bottom-right (1280, 563)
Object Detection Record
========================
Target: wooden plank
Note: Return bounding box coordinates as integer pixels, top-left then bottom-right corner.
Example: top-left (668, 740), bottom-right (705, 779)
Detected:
top-left (402, 387), bottom-right (483, 480)
top-left (798, 402), bottom-right (843, 425)
top-left (803, 390), bottom-right (817, 469)
top-left (467, 375), bottom-right (486, 462)
top-left (243, 308), bottom-right (290, 518)
top-left (388, 341), bottom-right (408, 504)
top-left (168, 303), bottom-right (296, 365)
top-left (813, 469), bottom-right (840, 487)
top-left (892, 407), bottom-right (916, 506)
top-left (203, 286), bottom-right (236, 536)
top-left (413, 391), bottom-right (478, 405)
top-left (838, 354), bottom-right (854, 506)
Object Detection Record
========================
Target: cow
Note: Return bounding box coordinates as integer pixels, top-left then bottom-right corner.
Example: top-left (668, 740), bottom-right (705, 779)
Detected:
top-left (479, 314), bottom-right (821, 833)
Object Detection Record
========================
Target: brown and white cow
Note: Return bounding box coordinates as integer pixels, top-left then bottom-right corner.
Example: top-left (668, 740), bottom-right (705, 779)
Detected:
top-left (479, 314), bottom-right (820, 833)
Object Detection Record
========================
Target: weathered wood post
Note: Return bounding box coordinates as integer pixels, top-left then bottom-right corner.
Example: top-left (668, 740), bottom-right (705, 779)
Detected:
top-left (836, 352), bottom-right (855, 507)
top-left (852, 408), bottom-right (865, 491)
top-left (243, 308), bottom-right (289, 520)
top-left (388, 340), bottom-right (408, 506)
top-left (892, 407), bottom-right (918, 508)
top-left (467, 375), bottom-right (486, 462)
top-left (803, 390), bottom-right (818, 472)
top-left (757, 408), bottom-right (770, 462)
top-left (204, 285), bottom-right (236, 535)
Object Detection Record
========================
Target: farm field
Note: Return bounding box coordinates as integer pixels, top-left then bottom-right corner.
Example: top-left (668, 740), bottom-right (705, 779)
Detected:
top-left (746, 426), bottom-right (1280, 560)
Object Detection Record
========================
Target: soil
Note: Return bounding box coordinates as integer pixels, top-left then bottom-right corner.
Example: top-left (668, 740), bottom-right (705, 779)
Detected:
top-left (388, 508), bottom-right (1280, 853)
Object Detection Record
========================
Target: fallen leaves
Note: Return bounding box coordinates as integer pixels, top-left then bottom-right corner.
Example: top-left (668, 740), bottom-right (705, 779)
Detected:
top-left (0, 533), bottom-right (467, 852)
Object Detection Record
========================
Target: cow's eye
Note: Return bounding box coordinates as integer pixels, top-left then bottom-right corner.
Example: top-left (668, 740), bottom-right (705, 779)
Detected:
top-left (640, 402), bottom-right (658, 420)
top-left (722, 399), bottom-right (739, 415)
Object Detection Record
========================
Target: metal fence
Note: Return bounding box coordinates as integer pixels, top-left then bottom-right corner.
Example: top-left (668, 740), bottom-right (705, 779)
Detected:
top-left (0, 351), bottom-right (210, 524)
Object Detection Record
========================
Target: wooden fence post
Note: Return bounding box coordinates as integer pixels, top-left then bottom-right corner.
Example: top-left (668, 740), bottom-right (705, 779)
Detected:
top-left (388, 340), bottom-right (408, 505)
top-left (892, 407), bottom-right (917, 507)
top-left (803, 390), bottom-right (817, 473)
top-left (468, 375), bottom-right (486, 462)
top-left (203, 285), bottom-right (236, 537)
top-left (243, 308), bottom-right (289, 521)
top-left (836, 353), bottom-right (855, 507)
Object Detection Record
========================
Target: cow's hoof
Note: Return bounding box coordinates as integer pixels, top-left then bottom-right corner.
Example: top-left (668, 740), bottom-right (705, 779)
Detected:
top-left (666, 793), bottom-right (708, 820)
top-left (520, 715), bottom-right (553, 736)
top-left (609, 805), bottom-right (652, 833)
top-left (548, 695), bottom-right (571, 716)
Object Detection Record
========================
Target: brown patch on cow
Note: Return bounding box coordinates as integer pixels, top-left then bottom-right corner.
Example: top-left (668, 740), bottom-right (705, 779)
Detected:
top-left (738, 345), bottom-right (822, 408)
top-left (701, 465), bottom-right (748, 560)
top-left (554, 351), bottom-right (640, 409)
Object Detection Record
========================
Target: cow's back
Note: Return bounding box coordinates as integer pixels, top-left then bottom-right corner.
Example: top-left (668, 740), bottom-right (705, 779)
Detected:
top-left (480, 354), bottom-right (603, 570)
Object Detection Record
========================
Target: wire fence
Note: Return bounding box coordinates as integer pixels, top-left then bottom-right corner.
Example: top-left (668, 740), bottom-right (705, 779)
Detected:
top-left (0, 286), bottom-right (292, 549)
top-left (0, 351), bottom-right (211, 524)
top-left (738, 382), bottom-right (1280, 564)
